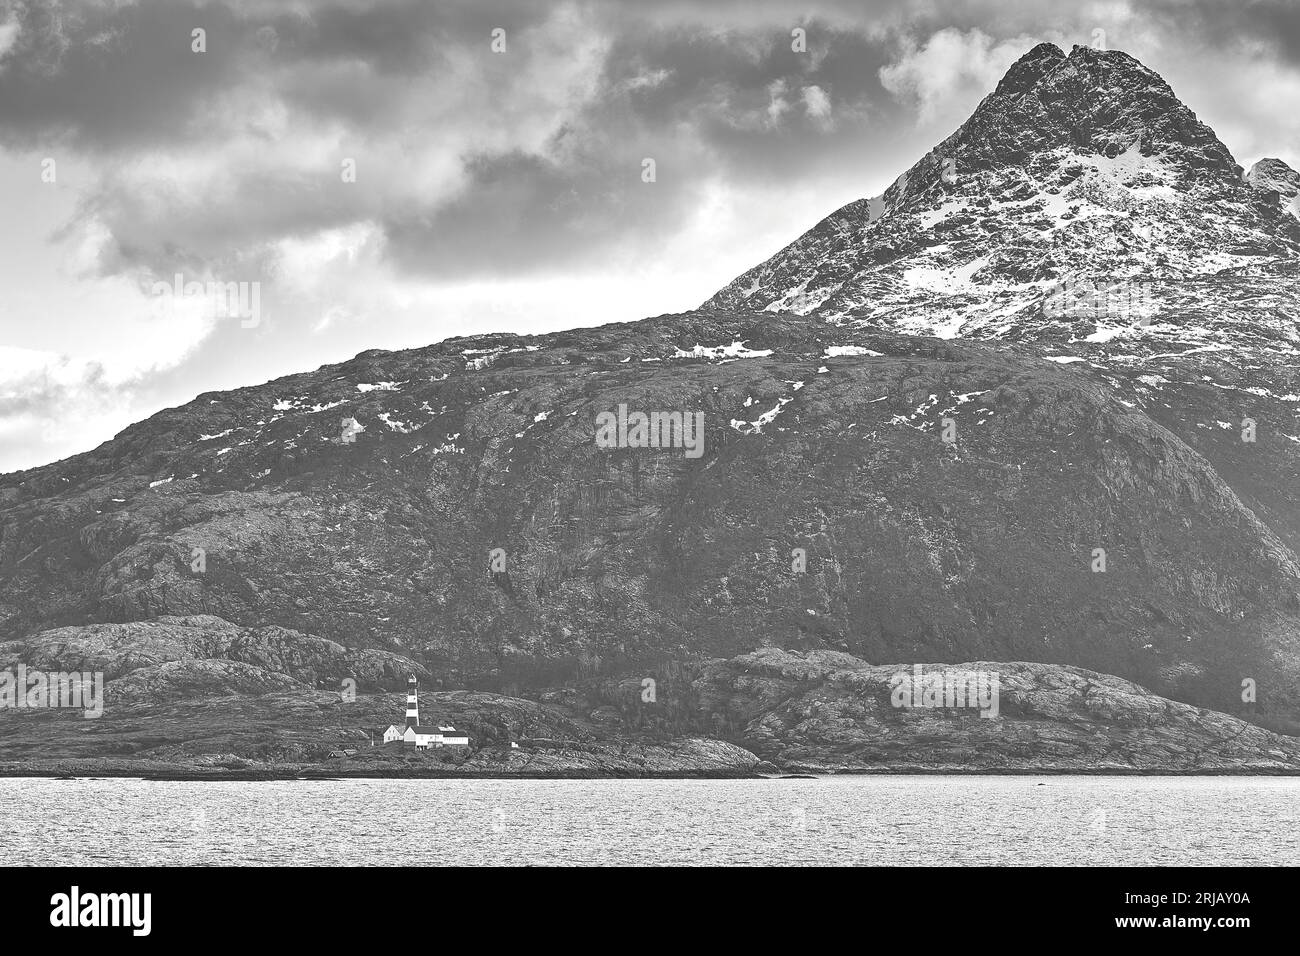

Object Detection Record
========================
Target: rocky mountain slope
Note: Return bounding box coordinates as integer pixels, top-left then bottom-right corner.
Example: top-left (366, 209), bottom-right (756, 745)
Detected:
top-left (705, 44), bottom-right (1300, 349)
top-left (3, 43), bottom-right (1300, 771)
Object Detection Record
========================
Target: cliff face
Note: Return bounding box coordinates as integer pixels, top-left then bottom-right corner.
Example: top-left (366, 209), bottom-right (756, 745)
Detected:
top-left (2, 318), bottom-right (1298, 727)
top-left (3, 44), bottom-right (1300, 766)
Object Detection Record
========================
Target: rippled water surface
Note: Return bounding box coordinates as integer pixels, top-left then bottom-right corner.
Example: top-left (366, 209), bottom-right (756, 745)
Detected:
top-left (2, 776), bottom-right (1296, 865)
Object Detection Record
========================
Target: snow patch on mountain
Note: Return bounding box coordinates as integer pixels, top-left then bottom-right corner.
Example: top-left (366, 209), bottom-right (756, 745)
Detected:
top-left (824, 345), bottom-right (883, 358)
top-left (731, 397), bottom-right (793, 434)
top-left (673, 341), bottom-right (774, 360)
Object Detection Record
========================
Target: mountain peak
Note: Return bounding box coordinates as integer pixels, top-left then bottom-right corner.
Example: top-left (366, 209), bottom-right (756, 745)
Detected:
top-left (993, 41), bottom-right (1066, 95)
top-left (1248, 156), bottom-right (1300, 187)
top-left (959, 42), bottom-right (1237, 177)
top-left (1025, 40), bottom-right (1066, 59)
top-left (703, 42), bottom-right (1300, 347)
top-left (1248, 157), bottom-right (1300, 220)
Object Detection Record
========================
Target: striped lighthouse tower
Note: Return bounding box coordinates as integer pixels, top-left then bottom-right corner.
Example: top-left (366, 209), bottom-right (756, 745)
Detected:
top-left (405, 675), bottom-right (420, 730)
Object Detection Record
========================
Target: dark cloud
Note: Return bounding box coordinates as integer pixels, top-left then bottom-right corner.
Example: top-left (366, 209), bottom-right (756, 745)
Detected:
top-left (0, 0), bottom-right (243, 150)
top-left (379, 23), bottom-right (904, 277)
top-left (385, 145), bottom-right (685, 278)
top-left (3, 0), bottom-right (1300, 281)
top-left (0, 0), bottom-right (560, 150)
top-left (1139, 0), bottom-right (1300, 63)
top-left (591, 23), bottom-right (896, 172)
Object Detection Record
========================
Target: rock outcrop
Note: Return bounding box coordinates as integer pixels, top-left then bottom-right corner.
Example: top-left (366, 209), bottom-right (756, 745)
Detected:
top-left (0, 616), bottom-right (428, 692)
top-left (691, 649), bottom-right (1300, 773)
top-left (3, 648), bottom-right (1297, 776)
top-left (1247, 157), bottom-right (1300, 220)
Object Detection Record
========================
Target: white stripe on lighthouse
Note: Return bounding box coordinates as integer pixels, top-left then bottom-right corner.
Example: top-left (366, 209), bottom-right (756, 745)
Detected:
top-left (406, 676), bottom-right (419, 729)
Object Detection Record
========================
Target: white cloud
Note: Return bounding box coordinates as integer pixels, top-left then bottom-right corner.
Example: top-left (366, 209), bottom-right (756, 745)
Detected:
top-left (0, 346), bottom-right (138, 472)
top-left (880, 28), bottom-right (1043, 125)
top-left (802, 84), bottom-right (833, 130)
top-left (1161, 51), bottom-right (1300, 172)
top-left (0, 15), bottom-right (20, 66)
top-left (765, 78), bottom-right (791, 126)
top-left (271, 223), bottom-right (382, 294)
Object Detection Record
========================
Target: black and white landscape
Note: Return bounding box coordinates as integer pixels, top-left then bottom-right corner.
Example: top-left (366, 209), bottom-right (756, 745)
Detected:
top-left (2, 1), bottom-right (1299, 874)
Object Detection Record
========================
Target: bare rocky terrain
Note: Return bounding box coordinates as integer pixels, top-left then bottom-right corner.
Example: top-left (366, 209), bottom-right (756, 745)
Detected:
top-left (4, 643), bottom-right (1297, 778)
top-left (3, 43), bottom-right (1300, 775)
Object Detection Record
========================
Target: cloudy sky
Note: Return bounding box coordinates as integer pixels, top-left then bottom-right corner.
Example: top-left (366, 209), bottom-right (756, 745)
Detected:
top-left (2, 0), bottom-right (1299, 472)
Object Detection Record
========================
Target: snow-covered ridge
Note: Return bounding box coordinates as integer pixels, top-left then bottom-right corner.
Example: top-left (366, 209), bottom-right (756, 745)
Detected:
top-left (699, 43), bottom-right (1300, 362)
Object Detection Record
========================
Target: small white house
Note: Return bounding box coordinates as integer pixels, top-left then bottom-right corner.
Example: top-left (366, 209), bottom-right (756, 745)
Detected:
top-left (435, 725), bottom-right (470, 747)
top-left (383, 677), bottom-right (470, 749)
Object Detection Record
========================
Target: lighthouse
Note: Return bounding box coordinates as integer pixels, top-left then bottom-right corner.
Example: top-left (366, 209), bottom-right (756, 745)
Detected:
top-left (405, 675), bottom-right (420, 730)
top-left (381, 675), bottom-right (472, 749)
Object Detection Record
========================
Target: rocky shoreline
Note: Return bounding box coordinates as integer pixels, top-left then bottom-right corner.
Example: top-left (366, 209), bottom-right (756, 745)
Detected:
top-left (5, 757), bottom-right (1300, 782)
top-left (0, 737), bottom-right (772, 781)
top-left (4, 642), bottom-right (1299, 778)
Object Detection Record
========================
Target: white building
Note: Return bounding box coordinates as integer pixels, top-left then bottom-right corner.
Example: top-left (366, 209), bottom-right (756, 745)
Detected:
top-left (382, 676), bottom-right (470, 749)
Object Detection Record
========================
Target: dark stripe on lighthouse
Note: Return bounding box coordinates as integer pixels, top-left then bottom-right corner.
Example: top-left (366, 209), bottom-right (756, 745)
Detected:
top-left (405, 675), bottom-right (419, 730)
